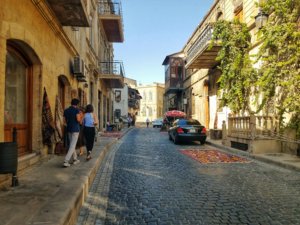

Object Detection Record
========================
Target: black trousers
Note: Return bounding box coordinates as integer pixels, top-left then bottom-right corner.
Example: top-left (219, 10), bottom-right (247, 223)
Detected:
top-left (83, 126), bottom-right (95, 152)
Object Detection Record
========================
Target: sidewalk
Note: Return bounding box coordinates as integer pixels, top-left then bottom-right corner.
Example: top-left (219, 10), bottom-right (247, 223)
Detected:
top-left (206, 138), bottom-right (300, 172)
top-left (0, 127), bottom-right (132, 225)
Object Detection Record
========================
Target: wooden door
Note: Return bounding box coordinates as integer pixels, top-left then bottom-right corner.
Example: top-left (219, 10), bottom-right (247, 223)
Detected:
top-left (4, 47), bottom-right (32, 156)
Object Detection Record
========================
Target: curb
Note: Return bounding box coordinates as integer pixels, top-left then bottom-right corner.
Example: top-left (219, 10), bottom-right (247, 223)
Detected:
top-left (206, 140), bottom-right (300, 172)
top-left (64, 128), bottom-right (132, 225)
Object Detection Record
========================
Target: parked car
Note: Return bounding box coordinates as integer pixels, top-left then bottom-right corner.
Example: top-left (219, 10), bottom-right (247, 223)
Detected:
top-left (152, 118), bottom-right (163, 128)
top-left (168, 118), bottom-right (207, 145)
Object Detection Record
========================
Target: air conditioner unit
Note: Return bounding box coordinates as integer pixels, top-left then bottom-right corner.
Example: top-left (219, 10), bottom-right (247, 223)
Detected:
top-left (73, 56), bottom-right (85, 76)
top-left (73, 56), bottom-right (86, 82)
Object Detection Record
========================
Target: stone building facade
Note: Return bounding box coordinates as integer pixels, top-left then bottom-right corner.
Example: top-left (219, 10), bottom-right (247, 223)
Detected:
top-left (0, 0), bottom-right (124, 183)
top-left (137, 83), bottom-right (165, 123)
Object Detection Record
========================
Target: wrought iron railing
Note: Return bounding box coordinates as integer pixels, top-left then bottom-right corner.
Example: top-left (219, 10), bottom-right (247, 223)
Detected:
top-left (186, 24), bottom-right (214, 65)
top-left (98, 0), bottom-right (122, 16)
top-left (165, 78), bottom-right (183, 91)
top-left (128, 99), bottom-right (140, 109)
top-left (99, 61), bottom-right (125, 77)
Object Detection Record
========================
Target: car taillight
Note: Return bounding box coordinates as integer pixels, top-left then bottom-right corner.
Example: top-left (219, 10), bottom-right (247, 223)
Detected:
top-left (201, 127), bottom-right (206, 134)
top-left (177, 127), bottom-right (184, 134)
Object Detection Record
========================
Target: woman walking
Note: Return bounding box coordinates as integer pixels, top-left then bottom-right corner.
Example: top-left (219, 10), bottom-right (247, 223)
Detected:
top-left (83, 104), bottom-right (98, 160)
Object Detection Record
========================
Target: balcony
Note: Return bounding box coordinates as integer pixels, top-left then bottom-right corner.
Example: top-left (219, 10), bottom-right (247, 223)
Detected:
top-left (128, 99), bottom-right (140, 110)
top-left (98, 0), bottom-right (124, 42)
top-left (99, 61), bottom-right (124, 88)
top-left (46, 0), bottom-right (89, 27)
top-left (165, 78), bottom-right (184, 95)
top-left (185, 24), bottom-right (221, 69)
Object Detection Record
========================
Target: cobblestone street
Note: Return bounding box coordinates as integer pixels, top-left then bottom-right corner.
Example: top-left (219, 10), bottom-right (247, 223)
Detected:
top-left (77, 127), bottom-right (300, 225)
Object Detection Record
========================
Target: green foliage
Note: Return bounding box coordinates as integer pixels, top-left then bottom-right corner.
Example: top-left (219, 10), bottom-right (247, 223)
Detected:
top-left (256, 0), bottom-right (300, 135)
top-left (211, 19), bottom-right (257, 113)
top-left (210, 0), bottom-right (300, 137)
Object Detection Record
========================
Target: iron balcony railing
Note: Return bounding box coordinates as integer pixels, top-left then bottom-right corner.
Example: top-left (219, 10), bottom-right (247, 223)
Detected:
top-left (186, 24), bottom-right (214, 65)
top-left (98, 0), bottom-right (122, 16)
top-left (165, 78), bottom-right (184, 91)
top-left (99, 61), bottom-right (125, 77)
top-left (128, 99), bottom-right (140, 109)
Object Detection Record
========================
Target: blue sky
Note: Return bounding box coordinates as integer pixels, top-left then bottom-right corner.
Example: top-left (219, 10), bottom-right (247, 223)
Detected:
top-left (114, 0), bottom-right (215, 85)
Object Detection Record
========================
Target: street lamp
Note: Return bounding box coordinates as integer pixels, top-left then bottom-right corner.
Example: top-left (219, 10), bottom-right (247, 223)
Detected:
top-left (255, 8), bottom-right (269, 29)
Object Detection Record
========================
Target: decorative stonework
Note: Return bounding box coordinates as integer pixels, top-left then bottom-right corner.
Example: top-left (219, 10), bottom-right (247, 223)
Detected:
top-left (232, 0), bottom-right (243, 13)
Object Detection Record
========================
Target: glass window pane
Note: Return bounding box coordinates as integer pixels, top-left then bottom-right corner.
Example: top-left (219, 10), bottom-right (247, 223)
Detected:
top-left (5, 52), bottom-right (27, 124)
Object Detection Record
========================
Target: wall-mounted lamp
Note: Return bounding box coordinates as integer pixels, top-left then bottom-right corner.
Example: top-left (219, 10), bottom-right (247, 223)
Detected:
top-left (255, 8), bottom-right (269, 29)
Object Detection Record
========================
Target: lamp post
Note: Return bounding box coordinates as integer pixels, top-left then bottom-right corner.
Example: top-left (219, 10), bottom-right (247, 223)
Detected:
top-left (255, 8), bottom-right (269, 29)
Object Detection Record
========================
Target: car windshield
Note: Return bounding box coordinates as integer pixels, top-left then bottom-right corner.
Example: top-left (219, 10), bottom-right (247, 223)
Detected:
top-left (176, 119), bottom-right (200, 126)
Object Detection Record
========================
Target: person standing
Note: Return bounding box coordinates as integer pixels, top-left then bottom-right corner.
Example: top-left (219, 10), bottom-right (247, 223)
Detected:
top-left (77, 107), bottom-right (85, 156)
top-left (63, 98), bottom-right (82, 167)
top-left (146, 118), bottom-right (150, 128)
top-left (128, 115), bottom-right (132, 128)
top-left (83, 104), bottom-right (98, 160)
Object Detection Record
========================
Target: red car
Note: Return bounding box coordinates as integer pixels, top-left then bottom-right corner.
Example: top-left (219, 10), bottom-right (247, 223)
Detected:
top-left (168, 118), bottom-right (207, 145)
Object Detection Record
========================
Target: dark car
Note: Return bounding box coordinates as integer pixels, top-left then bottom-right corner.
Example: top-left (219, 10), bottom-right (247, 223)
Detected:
top-left (168, 118), bottom-right (207, 145)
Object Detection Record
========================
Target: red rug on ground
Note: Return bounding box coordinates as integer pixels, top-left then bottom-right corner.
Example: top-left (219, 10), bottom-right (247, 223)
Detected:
top-left (101, 132), bottom-right (122, 138)
top-left (180, 149), bottom-right (249, 164)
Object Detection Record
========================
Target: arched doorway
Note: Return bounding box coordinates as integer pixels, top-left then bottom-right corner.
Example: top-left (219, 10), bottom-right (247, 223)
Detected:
top-left (4, 39), bottom-right (42, 156)
top-left (4, 40), bottom-right (40, 156)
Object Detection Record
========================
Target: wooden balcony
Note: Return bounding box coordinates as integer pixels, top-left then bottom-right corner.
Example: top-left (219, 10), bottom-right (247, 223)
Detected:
top-left (165, 78), bottom-right (184, 95)
top-left (99, 61), bottom-right (124, 88)
top-left (46, 0), bottom-right (89, 27)
top-left (185, 24), bottom-right (221, 69)
top-left (98, 0), bottom-right (124, 42)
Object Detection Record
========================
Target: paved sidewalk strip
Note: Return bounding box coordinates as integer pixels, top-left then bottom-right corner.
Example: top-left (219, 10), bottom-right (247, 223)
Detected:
top-left (76, 140), bottom-right (122, 225)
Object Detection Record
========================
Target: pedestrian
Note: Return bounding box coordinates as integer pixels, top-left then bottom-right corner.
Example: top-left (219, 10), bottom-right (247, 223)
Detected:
top-left (128, 116), bottom-right (132, 128)
top-left (77, 107), bottom-right (85, 156)
top-left (83, 104), bottom-right (98, 161)
top-left (146, 118), bottom-right (150, 128)
top-left (63, 98), bottom-right (82, 167)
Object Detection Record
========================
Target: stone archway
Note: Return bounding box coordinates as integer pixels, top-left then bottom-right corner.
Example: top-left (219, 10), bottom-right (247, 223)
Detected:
top-left (5, 39), bottom-right (42, 156)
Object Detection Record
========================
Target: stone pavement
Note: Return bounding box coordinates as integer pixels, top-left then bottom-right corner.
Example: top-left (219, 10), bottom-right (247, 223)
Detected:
top-left (0, 127), bottom-right (299, 225)
top-left (0, 127), bottom-right (132, 225)
top-left (86, 128), bottom-right (300, 225)
top-left (206, 138), bottom-right (300, 172)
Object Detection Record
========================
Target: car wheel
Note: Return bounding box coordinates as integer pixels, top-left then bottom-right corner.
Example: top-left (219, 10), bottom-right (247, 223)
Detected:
top-left (200, 140), bottom-right (205, 145)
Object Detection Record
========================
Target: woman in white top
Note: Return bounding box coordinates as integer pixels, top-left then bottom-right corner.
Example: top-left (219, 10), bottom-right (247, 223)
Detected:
top-left (83, 104), bottom-right (98, 160)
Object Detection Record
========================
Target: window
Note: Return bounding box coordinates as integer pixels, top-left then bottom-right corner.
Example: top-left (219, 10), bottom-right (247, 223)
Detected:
top-left (148, 107), bottom-right (153, 116)
top-left (149, 91), bottom-right (153, 101)
top-left (5, 51), bottom-right (27, 123)
top-left (141, 106), bottom-right (146, 116)
top-left (115, 90), bottom-right (121, 102)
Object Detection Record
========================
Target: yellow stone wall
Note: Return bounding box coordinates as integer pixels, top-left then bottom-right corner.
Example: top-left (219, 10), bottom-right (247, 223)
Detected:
top-left (0, 0), bottom-right (113, 153)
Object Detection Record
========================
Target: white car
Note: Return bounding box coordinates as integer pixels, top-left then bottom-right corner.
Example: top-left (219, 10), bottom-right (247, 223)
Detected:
top-left (152, 118), bottom-right (163, 128)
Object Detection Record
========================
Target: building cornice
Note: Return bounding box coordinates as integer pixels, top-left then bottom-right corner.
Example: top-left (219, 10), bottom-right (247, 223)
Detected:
top-left (182, 0), bottom-right (220, 51)
top-left (31, 0), bottom-right (78, 56)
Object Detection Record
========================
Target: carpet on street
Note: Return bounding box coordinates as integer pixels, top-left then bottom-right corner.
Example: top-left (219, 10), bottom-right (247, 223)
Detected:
top-left (180, 149), bottom-right (250, 163)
